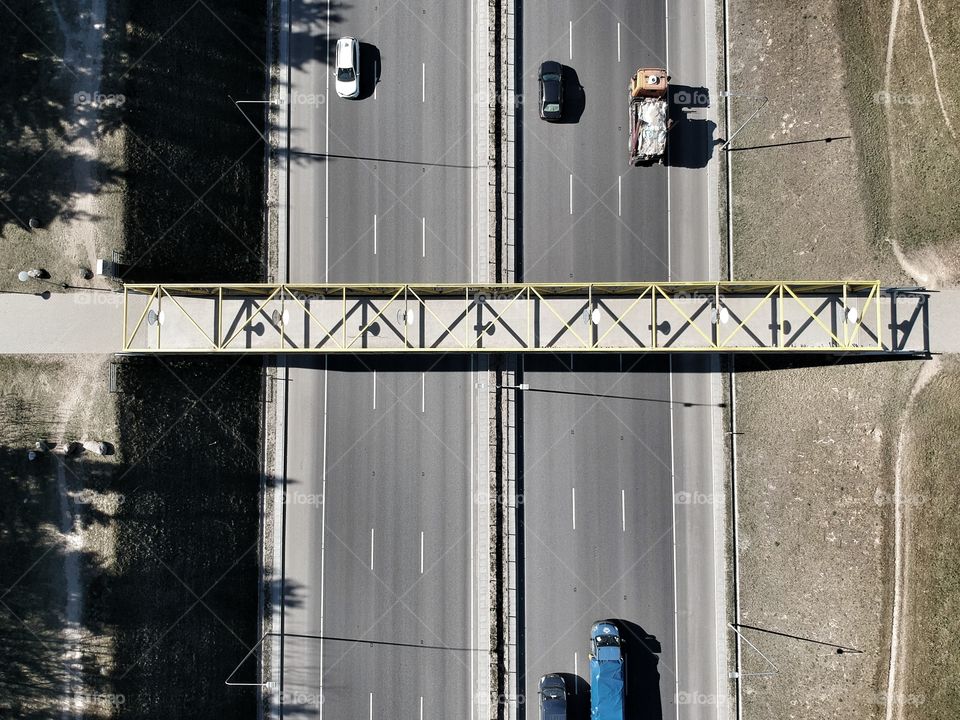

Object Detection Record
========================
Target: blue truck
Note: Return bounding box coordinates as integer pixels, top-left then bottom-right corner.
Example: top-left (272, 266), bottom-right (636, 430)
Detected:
top-left (589, 621), bottom-right (625, 720)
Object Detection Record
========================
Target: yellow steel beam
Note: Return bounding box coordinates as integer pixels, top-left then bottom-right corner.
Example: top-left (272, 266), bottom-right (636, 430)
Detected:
top-left (221, 285), bottom-right (283, 349)
top-left (530, 286), bottom-right (588, 349)
top-left (782, 283), bottom-right (844, 347)
top-left (119, 280), bottom-right (905, 354)
top-left (286, 289), bottom-right (344, 349)
top-left (474, 287), bottom-right (527, 347)
top-left (345, 286), bottom-right (404, 349)
top-left (161, 287), bottom-right (218, 350)
top-left (720, 284), bottom-right (780, 348)
top-left (408, 287), bottom-right (467, 349)
top-left (656, 285), bottom-right (717, 349)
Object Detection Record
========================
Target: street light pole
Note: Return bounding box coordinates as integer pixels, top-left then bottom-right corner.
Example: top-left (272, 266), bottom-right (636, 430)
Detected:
top-left (718, 91), bottom-right (768, 150)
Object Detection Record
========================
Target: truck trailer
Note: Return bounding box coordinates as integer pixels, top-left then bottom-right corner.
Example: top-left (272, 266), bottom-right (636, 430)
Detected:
top-left (589, 621), bottom-right (625, 720)
top-left (628, 67), bottom-right (670, 165)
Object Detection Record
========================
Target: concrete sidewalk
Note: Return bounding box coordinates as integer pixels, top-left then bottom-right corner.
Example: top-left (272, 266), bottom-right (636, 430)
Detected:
top-left (926, 289), bottom-right (960, 354)
top-left (0, 290), bottom-right (123, 354)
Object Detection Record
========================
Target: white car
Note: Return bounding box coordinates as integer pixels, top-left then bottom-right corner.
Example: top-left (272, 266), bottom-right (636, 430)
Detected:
top-left (335, 37), bottom-right (360, 98)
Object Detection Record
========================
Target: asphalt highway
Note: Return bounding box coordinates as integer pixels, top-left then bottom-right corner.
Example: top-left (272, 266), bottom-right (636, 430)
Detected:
top-left (517, 2), bottom-right (725, 719)
top-left (275, 0), bottom-right (725, 718)
top-left (280, 1), bottom-right (485, 718)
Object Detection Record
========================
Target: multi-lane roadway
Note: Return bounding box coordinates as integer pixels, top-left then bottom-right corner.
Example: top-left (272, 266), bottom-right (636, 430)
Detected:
top-left (275, 1), bottom-right (725, 718)
top-left (517, 2), bottom-right (725, 719)
top-left (279, 1), bottom-right (487, 718)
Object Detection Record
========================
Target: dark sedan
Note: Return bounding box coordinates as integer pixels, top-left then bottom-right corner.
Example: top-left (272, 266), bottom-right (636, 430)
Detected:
top-left (538, 673), bottom-right (567, 719)
top-left (538, 61), bottom-right (564, 121)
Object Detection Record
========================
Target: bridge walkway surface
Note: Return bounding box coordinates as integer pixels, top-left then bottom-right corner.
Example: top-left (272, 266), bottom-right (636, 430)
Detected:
top-left (0, 282), bottom-right (951, 355)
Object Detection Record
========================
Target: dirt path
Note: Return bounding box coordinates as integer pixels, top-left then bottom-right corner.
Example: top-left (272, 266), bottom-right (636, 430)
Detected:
top-left (48, 2), bottom-right (108, 715)
top-left (56, 461), bottom-right (85, 720)
top-left (885, 356), bottom-right (941, 720)
top-left (890, 237), bottom-right (955, 288)
top-left (51, 0), bottom-right (110, 274)
top-left (914, 0), bottom-right (957, 139)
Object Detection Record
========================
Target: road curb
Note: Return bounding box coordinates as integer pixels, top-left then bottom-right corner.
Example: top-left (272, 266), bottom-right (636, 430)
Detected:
top-left (261, 0), bottom-right (289, 716)
top-left (497, 0), bottom-right (520, 718)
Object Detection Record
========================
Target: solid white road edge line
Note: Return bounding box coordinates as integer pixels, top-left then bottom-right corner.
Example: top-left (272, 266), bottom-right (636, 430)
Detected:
top-left (621, 488), bottom-right (626, 532)
top-left (571, 486), bottom-right (576, 529)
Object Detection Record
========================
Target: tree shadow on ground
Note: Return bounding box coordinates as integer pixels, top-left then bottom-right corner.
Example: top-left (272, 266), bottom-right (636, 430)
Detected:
top-left (112, 1), bottom-right (271, 284)
top-left (0, 356), bottom-right (265, 719)
top-left (0, 3), bottom-right (123, 240)
top-left (0, 447), bottom-right (116, 719)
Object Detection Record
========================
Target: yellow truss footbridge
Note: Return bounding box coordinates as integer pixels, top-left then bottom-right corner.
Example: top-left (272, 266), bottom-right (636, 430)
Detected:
top-left (120, 281), bottom-right (928, 355)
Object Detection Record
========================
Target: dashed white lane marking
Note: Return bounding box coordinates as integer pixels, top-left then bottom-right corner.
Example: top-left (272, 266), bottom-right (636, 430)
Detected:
top-left (618, 175), bottom-right (622, 216)
top-left (420, 530), bottom-right (425, 574)
top-left (617, 22), bottom-right (621, 62)
top-left (422, 217), bottom-right (426, 257)
top-left (569, 20), bottom-right (573, 59)
top-left (370, 528), bottom-right (375, 570)
top-left (571, 486), bottom-right (577, 529)
top-left (372, 369), bottom-right (377, 409)
top-left (569, 174), bottom-right (573, 214)
top-left (373, 213), bottom-right (377, 255)
top-left (574, 652), bottom-right (579, 687)
top-left (420, 696), bottom-right (424, 720)
top-left (422, 63), bottom-right (425, 103)
top-left (421, 372), bottom-right (426, 412)
top-left (369, 692), bottom-right (373, 720)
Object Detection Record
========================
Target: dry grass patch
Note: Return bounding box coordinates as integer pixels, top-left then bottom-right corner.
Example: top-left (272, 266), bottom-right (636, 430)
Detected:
top-left (734, 358), bottom-right (921, 718)
top-left (726, 1), bottom-right (959, 717)
top-left (898, 356), bottom-right (960, 719)
top-left (879, 0), bottom-right (960, 282)
top-left (728, 0), bottom-right (905, 282)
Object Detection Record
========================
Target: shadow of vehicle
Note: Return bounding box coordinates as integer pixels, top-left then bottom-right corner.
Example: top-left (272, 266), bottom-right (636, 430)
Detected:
top-left (666, 84), bottom-right (719, 169)
top-left (357, 42), bottom-right (381, 100)
top-left (555, 65), bottom-right (585, 124)
top-left (616, 619), bottom-right (664, 720)
top-left (554, 672), bottom-right (591, 720)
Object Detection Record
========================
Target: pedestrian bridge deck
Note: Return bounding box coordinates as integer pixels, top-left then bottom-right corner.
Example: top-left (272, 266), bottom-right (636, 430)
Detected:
top-left (120, 281), bottom-right (928, 354)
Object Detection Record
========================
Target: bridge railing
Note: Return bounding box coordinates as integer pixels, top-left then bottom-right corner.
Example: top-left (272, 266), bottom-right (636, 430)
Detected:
top-left (120, 281), bottom-right (928, 354)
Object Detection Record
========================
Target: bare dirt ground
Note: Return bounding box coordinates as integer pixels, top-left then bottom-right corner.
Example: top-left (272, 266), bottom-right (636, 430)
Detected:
top-left (0, 355), bottom-right (122, 719)
top-left (1, 2), bottom-right (124, 716)
top-left (894, 354), bottom-right (960, 719)
top-left (728, 1), bottom-right (906, 283)
top-left (0, 0), bottom-right (124, 295)
top-left (728, 0), bottom-right (960, 718)
top-left (881, 0), bottom-right (960, 268)
top-left (2, 1), bottom-right (266, 717)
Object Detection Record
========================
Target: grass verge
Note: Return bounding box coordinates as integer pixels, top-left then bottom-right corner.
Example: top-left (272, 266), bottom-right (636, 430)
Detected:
top-left (110, 0), bottom-right (268, 282)
top-left (900, 356), bottom-right (960, 718)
